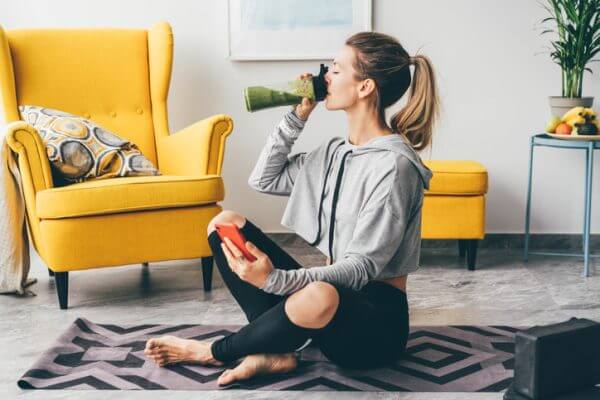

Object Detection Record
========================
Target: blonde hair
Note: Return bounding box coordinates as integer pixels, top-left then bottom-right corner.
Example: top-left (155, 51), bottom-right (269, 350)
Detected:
top-left (345, 32), bottom-right (440, 152)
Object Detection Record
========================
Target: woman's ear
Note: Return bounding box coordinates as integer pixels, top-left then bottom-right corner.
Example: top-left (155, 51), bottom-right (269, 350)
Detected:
top-left (357, 78), bottom-right (377, 99)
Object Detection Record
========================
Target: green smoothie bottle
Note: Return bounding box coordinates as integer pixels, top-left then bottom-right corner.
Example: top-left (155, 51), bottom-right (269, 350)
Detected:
top-left (244, 64), bottom-right (329, 112)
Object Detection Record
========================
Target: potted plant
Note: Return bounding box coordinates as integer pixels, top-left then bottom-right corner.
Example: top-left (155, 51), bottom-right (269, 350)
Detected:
top-left (540, 0), bottom-right (600, 116)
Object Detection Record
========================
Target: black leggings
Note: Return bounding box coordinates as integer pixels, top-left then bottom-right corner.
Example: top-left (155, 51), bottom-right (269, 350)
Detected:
top-left (207, 218), bottom-right (409, 369)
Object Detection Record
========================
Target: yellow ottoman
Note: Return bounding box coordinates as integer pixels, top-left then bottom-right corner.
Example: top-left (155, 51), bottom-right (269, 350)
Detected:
top-left (421, 160), bottom-right (488, 270)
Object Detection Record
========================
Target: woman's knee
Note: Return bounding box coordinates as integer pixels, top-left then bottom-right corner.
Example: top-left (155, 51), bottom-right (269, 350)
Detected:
top-left (285, 281), bottom-right (340, 329)
top-left (207, 210), bottom-right (247, 235)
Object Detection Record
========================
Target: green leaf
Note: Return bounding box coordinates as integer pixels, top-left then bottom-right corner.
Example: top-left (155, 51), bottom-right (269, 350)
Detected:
top-left (539, 0), bottom-right (600, 88)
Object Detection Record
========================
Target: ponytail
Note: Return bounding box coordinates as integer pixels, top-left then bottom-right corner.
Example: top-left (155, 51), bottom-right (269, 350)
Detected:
top-left (390, 54), bottom-right (440, 152)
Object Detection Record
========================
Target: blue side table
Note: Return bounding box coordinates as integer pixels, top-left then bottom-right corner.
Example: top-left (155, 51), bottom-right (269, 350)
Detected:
top-left (524, 133), bottom-right (600, 277)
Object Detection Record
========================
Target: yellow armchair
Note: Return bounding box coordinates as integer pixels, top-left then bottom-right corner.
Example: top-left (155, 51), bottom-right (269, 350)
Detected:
top-left (0, 22), bottom-right (233, 309)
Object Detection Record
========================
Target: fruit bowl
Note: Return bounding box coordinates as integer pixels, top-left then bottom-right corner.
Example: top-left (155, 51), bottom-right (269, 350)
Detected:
top-left (545, 106), bottom-right (600, 140)
top-left (545, 132), bottom-right (600, 141)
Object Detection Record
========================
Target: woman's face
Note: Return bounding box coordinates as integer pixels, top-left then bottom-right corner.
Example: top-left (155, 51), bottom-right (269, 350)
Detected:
top-left (324, 45), bottom-right (372, 111)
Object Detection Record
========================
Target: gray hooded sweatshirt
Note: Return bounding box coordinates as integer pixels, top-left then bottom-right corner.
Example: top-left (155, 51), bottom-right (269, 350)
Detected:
top-left (248, 109), bottom-right (433, 296)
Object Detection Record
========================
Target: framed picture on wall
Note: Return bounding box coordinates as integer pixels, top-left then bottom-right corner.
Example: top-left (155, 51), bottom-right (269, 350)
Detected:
top-left (227, 0), bottom-right (373, 61)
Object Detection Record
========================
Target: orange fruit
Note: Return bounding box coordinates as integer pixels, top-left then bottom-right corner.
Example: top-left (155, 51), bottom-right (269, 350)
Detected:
top-left (555, 123), bottom-right (572, 135)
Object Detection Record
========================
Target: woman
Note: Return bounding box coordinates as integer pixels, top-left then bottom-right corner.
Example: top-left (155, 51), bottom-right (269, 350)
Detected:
top-left (145, 31), bottom-right (439, 386)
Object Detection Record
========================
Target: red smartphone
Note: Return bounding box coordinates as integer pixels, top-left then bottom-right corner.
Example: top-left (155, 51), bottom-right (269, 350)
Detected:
top-left (214, 223), bottom-right (257, 262)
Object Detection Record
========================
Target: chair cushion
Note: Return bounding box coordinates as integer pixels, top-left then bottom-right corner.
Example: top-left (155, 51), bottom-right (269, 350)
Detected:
top-left (37, 175), bottom-right (224, 219)
top-left (423, 160), bottom-right (488, 195)
top-left (18, 105), bottom-right (159, 183)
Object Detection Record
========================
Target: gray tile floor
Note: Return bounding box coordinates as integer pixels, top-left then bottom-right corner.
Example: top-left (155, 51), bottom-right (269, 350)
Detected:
top-left (2, 236), bottom-right (599, 399)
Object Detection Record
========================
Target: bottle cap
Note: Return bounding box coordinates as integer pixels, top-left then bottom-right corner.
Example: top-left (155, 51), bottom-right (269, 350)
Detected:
top-left (312, 63), bottom-right (329, 101)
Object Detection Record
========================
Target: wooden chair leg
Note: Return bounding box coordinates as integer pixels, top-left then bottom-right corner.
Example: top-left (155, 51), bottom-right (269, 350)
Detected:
top-left (458, 239), bottom-right (467, 258)
top-left (466, 240), bottom-right (478, 271)
top-left (55, 272), bottom-right (69, 309)
top-left (48, 268), bottom-right (55, 277)
top-left (201, 256), bottom-right (214, 291)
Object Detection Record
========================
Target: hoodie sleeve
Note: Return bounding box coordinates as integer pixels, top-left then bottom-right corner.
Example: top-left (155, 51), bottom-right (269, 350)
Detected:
top-left (260, 157), bottom-right (422, 295)
top-left (247, 109), bottom-right (309, 196)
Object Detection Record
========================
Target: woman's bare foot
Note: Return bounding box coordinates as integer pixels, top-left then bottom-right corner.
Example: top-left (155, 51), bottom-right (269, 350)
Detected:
top-left (217, 352), bottom-right (298, 386)
top-left (144, 335), bottom-right (225, 367)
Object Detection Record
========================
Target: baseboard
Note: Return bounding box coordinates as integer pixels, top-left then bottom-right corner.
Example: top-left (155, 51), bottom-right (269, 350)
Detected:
top-left (267, 232), bottom-right (600, 250)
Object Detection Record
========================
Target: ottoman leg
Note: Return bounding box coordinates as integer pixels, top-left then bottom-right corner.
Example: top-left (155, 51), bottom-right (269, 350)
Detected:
top-left (201, 256), bottom-right (214, 291)
top-left (466, 240), bottom-right (479, 271)
top-left (458, 240), bottom-right (467, 258)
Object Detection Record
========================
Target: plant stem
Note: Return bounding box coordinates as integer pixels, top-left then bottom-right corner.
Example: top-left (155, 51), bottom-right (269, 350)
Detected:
top-left (542, 0), bottom-right (600, 98)
top-left (562, 68), bottom-right (566, 97)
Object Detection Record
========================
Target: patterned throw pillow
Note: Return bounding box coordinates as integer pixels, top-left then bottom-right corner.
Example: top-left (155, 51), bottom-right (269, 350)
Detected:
top-left (18, 105), bottom-right (160, 183)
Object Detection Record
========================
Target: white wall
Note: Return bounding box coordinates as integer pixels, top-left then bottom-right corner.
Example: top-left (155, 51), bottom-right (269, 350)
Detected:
top-left (3, 0), bottom-right (599, 234)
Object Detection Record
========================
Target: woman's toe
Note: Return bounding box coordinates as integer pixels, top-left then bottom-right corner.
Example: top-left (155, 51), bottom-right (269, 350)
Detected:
top-left (160, 358), bottom-right (172, 367)
top-left (217, 369), bottom-right (233, 385)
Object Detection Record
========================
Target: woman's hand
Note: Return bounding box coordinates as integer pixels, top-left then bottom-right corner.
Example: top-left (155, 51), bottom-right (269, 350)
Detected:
top-left (293, 73), bottom-right (318, 121)
top-left (220, 237), bottom-right (274, 289)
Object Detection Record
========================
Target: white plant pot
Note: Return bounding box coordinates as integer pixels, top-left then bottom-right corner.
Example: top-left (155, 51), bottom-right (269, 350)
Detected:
top-left (548, 96), bottom-right (594, 117)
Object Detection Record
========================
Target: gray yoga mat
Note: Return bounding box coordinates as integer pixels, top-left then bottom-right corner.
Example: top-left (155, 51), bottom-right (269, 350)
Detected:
top-left (18, 317), bottom-right (523, 391)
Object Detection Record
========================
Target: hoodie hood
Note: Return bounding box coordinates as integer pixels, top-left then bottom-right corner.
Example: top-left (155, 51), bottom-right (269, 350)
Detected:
top-left (303, 133), bottom-right (432, 263)
top-left (341, 134), bottom-right (433, 190)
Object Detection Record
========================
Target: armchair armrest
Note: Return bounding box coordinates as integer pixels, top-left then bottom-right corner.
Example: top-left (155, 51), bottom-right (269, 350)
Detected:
top-left (4, 121), bottom-right (53, 194)
top-left (156, 114), bottom-right (233, 176)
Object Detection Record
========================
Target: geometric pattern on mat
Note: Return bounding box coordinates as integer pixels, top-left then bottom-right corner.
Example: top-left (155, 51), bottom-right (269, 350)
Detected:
top-left (18, 318), bottom-right (526, 391)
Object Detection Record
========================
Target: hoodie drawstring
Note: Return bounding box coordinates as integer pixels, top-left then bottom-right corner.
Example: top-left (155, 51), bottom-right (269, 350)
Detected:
top-left (308, 140), bottom-right (344, 247)
top-left (327, 149), bottom-right (352, 264)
